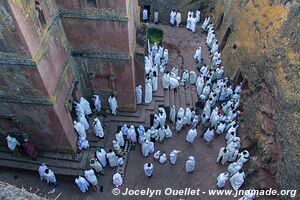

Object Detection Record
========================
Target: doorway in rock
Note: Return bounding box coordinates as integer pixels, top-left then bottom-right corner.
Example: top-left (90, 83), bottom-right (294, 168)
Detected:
top-left (141, 5), bottom-right (151, 22)
top-left (220, 27), bottom-right (232, 50)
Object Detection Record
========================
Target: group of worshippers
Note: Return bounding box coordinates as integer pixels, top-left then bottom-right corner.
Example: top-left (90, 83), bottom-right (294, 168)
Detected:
top-left (142, 8), bottom-right (159, 24)
top-left (143, 42), bottom-right (169, 104)
top-left (169, 9), bottom-right (200, 30)
top-left (5, 133), bottom-right (38, 160)
top-left (198, 16), bottom-right (251, 197)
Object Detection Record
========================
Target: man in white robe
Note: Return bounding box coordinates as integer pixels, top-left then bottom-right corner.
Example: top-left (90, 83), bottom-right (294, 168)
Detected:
top-left (73, 121), bottom-right (87, 139)
top-left (75, 101), bottom-right (85, 118)
top-left (170, 150), bottom-right (181, 165)
top-left (144, 163), bottom-right (154, 177)
top-left (170, 10), bottom-right (176, 27)
top-left (107, 150), bottom-right (118, 168)
top-left (142, 8), bottom-right (148, 22)
top-left (189, 71), bottom-right (197, 85)
top-left (154, 11), bottom-right (159, 24)
top-left (190, 16), bottom-right (196, 32)
top-left (216, 172), bottom-right (229, 189)
top-left (181, 70), bottom-right (189, 86)
top-left (93, 118), bottom-right (104, 138)
top-left (192, 115), bottom-right (199, 128)
top-left (228, 160), bottom-right (244, 176)
top-left (230, 170), bottom-right (246, 191)
top-left (80, 97), bottom-right (92, 115)
top-left (176, 117), bottom-right (184, 132)
top-left (6, 135), bottom-right (20, 153)
top-left (162, 72), bottom-right (170, 89)
top-left (158, 46), bottom-right (164, 58)
top-left (78, 114), bottom-right (89, 130)
top-left (152, 43), bottom-right (158, 55)
top-left (84, 169), bottom-right (99, 192)
top-left (145, 77), bottom-right (153, 103)
top-left (186, 156), bottom-right (195, 173)
top-left (96, 148), bottom-right (107, 167)
top-left (204, 127), bottom-right (214, 144)
top-left (142, 140), bottom-right (154, 157)
top-left (177, 107), bottom-right (185, 119)
top-left (135, 85), bottom-right (142, 104)
top-left (169, 77), bottom-right (179, 90)
top-left (75, 176), bottom-right (89, 193)
top-left (77, 137), bottom-right (89, 150)
top-left (194, 47), bottom-right (202, 63)
top-left (186, 128), bottom-right (197, 143)
top-left (169, 105), bottom-right (176, 124)
top-left (216, 147), bottom-right (230, 165)
top-left (154, 52), bottom-right (160, 66)
top-left (91, 95), bottom-right (101, 112)
top-left (127, 125), bottom-right (137, 143)
top-left (176, 11), bottom-right (181, 27)
top-left (237, 150), bottom-right (250, 164)
top-left (152, 71), bottom-right (158, 92)
top-left (152, 114), bottom-right (160, 129)
top-left (44, 168), bottom-right (58, 187)
top-left (186, 13), bottom-right (192, 30)
top-left (162, 49), bottom-right (169, 65)
top-left (216, 121), bottom-right (226, 135)
top-left (158, 107), bottom-right (167, 127)
top-left (90, 158), bottom-right (104, 174)
top-left (108, 94), bottom-right (118, 115)
top-left (159, 153), bottom-right (167, 164)
top-left (113, 173), bottom-right (123, 188)
top-left (158, 127), bottom-right (165, 143)
top-left (38, 163), bottom-right (48, 181)
top-left (115, 131), bottom-right (125, 147)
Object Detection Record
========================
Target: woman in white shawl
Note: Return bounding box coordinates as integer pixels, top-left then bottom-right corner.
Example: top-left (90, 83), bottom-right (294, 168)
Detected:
top-left (108, 94), bottom-right (118, 115)
top-left (145, 77), bottom-right (153, 103)
top-left (91, 94), bottom-right (101, 112)
top-left (80, 97), bottom-right (92, 115)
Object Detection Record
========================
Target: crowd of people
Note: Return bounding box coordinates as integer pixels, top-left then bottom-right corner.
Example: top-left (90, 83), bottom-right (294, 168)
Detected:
top-left (4, 8), bottom-right (254, 199)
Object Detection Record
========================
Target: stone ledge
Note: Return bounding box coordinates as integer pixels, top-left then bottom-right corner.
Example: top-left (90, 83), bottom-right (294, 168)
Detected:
top-left (71, 49), bottom-right (132, 60)
top-left (0, 95), bottom-right (53, 106)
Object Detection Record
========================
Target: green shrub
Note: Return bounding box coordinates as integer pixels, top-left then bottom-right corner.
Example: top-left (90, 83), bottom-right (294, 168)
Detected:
top-left (147, 28), bottom-right (163, 45)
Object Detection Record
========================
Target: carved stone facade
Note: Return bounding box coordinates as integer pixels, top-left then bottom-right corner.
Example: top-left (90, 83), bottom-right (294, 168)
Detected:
top-left (0, 0), bottom-right (141, 152)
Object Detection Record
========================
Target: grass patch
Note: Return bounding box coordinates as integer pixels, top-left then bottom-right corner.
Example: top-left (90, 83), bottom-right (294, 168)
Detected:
top-left (147, 28), bottom-right (163, 45)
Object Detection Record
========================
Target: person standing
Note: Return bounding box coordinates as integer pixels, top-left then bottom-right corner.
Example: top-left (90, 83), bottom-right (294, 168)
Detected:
top-left (170, 10), bottom-right (176, 27)
top-left (154, 11), bottom-right (159, 24)
top-left (176, 11), bottom-right (181, 27)
top-left (144, 163), bottom-right (154, 178)
top-left (142, 8), bottom-right (148, 22)
top-left (75, 176), bottom-right (90, 193)
top-left (44, 168), bottom-right (58, 187)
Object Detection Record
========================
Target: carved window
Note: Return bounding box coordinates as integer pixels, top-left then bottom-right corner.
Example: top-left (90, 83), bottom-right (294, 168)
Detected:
top-left (35, 1), bottom-right (46, 27)
top-left (220, 27), bottom-right (232, 50)
top-left (86, 0), bottom-right (97, 8)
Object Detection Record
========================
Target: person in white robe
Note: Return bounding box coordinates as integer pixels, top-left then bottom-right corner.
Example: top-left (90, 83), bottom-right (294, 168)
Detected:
top-left (170, 150), bottom-right (181, 165)
top-left (154, 52), bottom-right (161, 66)
top-left (169, 76), bottom-right (179, 90)
top-left (152, 43), bottom-right (158, 55)
top-left (96, 148), bottom-right (107, 167)
top-left (169, 105), bottom-right (176, 124)
top-left (135, 85), bottom-right (142, 104)
top-left (162, 49), bottom-right (169, 65)
top-left (80, 97), bottom-right (92, 115)
top-left (84, 169), bottom-right (98, 192)
top-left (113, 173), bottom-right (123, 188)
top-left (73, 121), bottom-right (87, 139)
top-left (159, 153), bottom-right (167, 164)
top-left (118, 157), bottom-right (124, 166)
top-left (228, 146), bottom-right (240, 162)
top-left (196, 9), bottom-right (201, 24)
top-left (158, 46), bottom-right (164, 58)
top-left (186, 13), bottom-right (192, 30)
top-left (78, 114), bottom-right (89, 130)
top-left (152, 71), bottom-right (158, 92)
top-left (196, 76), bottom-right (205, 97)
top-left (144, 163), bottom-right (154, 177)
top-left (6, 135), bottom-right (20, 152)
top-left (75, 176), bottom-right (89, 193)
top-left (177, 107), bottom-right (185, 119)
top-left (77, 137), bottom-right (89, 150)
top-left (185, 108), bottom-right (192, 124)
top-left (158, 127), bottom-right (166, 143)
top-left (158, 107), bottom-right (167, 127)
top-left (115, 131), bottom-right (125, 147)
top-left (142, 140), bottom-right (154, 157)
top-left (153, 150), bottom-right (161, 161)
top-left (145, 77), bottom-right (153, 103)
top-left (38, 163), bottom-right (48, 181)
top-left (127, 125), bottom-right (137, 143)
top-left (194, 47), bottom-right (202, 63)
top-left (142, 8), bottom-right (148, 21)
top-left (165, 125), bottom-right (172, 138)
top-left (202, 84), bottom-right (211, 99)
top-left (181, 70), bottom-right (189, 86)
top-left (237, 150), bottom-right (250, 164)
top-left (106, 150), bottom-right (118, 168)
top-left (228, 160), bottom-right (244, 176)
top-left (186, 156), bottom-right (195, 173)
top-left (192, 115), bottom-right (199, 128)
top-left (162, 72), bottom-right (170, 89)
top-left (216, 172), bottom-right (229, 189)
top-left (201, 113), bottom-right (210, 128)
top-left (189, 71), bottom-right (197, 85)
top-left (216, 147), bottom-right (230, 165)
top-left (203, 127), bottom-right (214, 144)
top-left (93, 118), bottom-right (104, 138)
top-left (170, 10), bottom-right (176, 27)
top-left (121, 124), bottom-right (129, 136)
top-left (176, 117), bottom-right (184, 132)
top-left (170, 65), bottom-right (179, 79)
top-left (108, 94), bottom-right (118, 115)
top-left (44, 168), bottom-right (58, 187)
top-left (91, 95), bottom-right (101, 112)
top-left (152, 114), bottom-right (160, 129)
top-left (190, 16), bottom-right (196, 33)
top-left (216, 121), bottom-right (226, 135)
top-left (230, 170), bottom-right (246, 191)
top-left (201, 16), bottom-right (210, 30)
top-left (137, 125), bottom-right (145, 144)
top-left (186, 128), bottom-right (197, 143)
top-left (154, 11), bottom-right (159, 24)
top-left (74, 101), bottom-right (85, 118)
top-left (90, 158), bottom-right (104, 174)
top-left (112, 140), bottom-right (123, 156)
top-left (176, 11), bottom-right (181, 27)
